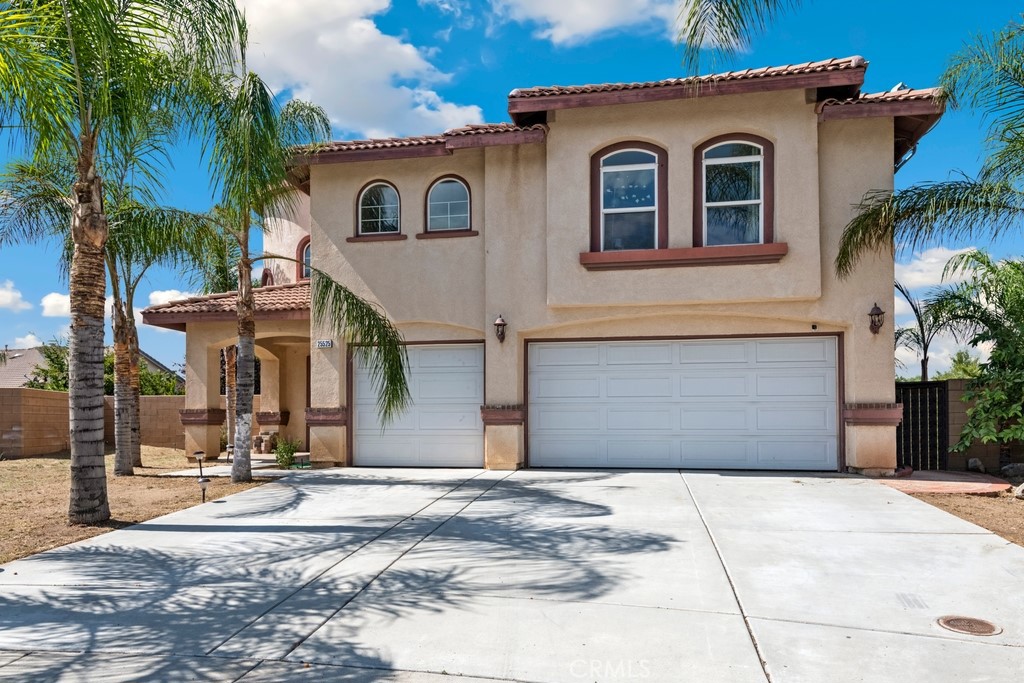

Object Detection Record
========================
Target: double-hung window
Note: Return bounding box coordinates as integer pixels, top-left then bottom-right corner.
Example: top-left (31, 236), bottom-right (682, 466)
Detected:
top-left (695, 134), bottom-right (774, 247)
top-left (591, 142), bottom-right (667, 252)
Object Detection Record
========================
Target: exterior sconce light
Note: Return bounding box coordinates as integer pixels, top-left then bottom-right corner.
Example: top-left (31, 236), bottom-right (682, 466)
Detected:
top-left (869, 304), bottom-right (885, 335)
top-left (493, 314), bottom-right (507, 343)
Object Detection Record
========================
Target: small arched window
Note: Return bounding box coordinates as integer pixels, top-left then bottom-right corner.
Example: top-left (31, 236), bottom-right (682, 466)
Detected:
top-left (694, 134), bottom-right (774, 247)
top-left (358, 182), bottom-right (400, 235)
top-left (295, 236), bottom-right (311, 280)
top-left (427, 177), bottom-right (470, 231)
top-left (590, 142), bottom-right (667, 252)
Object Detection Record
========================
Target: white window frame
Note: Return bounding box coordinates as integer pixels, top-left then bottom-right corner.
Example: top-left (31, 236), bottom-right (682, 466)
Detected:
top-left (358, 182), bottom-right (401, 235)
top-left (702, 142), bottom-right (764, 246)
top-left (600, 149), bottom-right (658, 252)
top-left (426, 178), bottom-right (471, 232)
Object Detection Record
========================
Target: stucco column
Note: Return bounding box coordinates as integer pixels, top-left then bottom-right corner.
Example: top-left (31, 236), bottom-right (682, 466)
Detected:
top-left (181, 329), bottom-right (224, 460)
top-left (306, 327), bottom-right (348, 467)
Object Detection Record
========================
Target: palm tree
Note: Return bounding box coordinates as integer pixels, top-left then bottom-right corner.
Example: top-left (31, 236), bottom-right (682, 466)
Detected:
top-left (677, 1), bottom-right (801, 72)
top-left (837, 22), bottom-right (1024, 275)
top-left (894, 280), bottom-right (956, 381)
top-left (200, 29), bottom-right (410, 483)
top-left (0, 1), bottom-right (238, 521)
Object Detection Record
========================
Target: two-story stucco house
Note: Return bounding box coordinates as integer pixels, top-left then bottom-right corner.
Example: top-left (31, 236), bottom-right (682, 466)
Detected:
top-left (144, 56), bottom-right (944, 475)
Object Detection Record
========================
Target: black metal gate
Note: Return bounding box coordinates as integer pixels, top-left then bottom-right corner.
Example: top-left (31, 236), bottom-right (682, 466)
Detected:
top-left (896, 381), bottom-right (949, 470)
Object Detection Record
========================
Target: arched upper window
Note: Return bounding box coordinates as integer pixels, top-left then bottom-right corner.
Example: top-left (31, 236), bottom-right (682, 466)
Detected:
top-left (298, 237), bottom-right (311, 279)
top-left (358, 182), bottom-right (400, 235)
top-left (590, 142), bottom-right (668, 252)
top-left (694, 134), bottom-right (774, 247)
top-left (427, 177), bottom-right (470, 232)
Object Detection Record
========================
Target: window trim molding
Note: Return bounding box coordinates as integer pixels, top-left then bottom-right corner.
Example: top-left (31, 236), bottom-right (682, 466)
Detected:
top-left (295, 235), bottom-right (311, 281)
top-left (424, 174), bottom-right (473, 235)
top-left (356, 179), bottom-right (402, 237)
top-left (692, 133), bottom-right (775, 248)
top-left (590, 141), bottom-right (668, 252)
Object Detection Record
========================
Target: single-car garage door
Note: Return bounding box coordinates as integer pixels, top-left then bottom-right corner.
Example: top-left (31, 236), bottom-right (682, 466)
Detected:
top-left (354, 344), bottom-right (484, 467)
top-left (528, 337), bottom-right (838, 470)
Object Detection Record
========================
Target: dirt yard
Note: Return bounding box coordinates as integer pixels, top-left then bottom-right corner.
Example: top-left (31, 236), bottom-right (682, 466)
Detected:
top-left (0, 447), bottom-right (268, 564)
top-left (913, 492), bottom-right (1024, 547)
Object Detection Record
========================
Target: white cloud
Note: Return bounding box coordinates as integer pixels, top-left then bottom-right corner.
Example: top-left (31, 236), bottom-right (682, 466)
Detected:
top-left (892, 293), bottom-right (912, 318)
top-left (490, 0), bottom-right (678, 45)
top-left (13, 333), bottom-right (42, 348)
top-left (238, 0), bottom-right (484, 138)
top-left (148, 290), bottom-right (195, 307)
top-left (895, 246), bottom-right (974, 290)
top-left (40, 292), bottom-right (71, 317)
top-left (0, 280), bottom-right (31, 312)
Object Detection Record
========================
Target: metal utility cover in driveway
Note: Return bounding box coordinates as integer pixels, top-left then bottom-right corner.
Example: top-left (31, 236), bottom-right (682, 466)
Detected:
top-left (528, 337), bottom-right (838, 469)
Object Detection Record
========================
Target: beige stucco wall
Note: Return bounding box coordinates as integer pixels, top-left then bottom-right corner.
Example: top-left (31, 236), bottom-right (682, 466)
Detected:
top-left (263, 192), bottom-right (311, 285)
top-left (297, 89), bottom-right (901, 471)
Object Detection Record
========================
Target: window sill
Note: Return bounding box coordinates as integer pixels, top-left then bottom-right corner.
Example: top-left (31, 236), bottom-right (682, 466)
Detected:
top-left (579, 242), bottom-right (788, 270)
top-left (416, 230), bottom-right (479, 240)
top-left (346, 233), bottom-right (408, 243)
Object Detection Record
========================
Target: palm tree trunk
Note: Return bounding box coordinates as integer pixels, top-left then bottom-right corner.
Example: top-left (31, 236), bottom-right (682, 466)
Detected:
top-left (112, 302), bottom-right (134, 476)
top-left (921, 356), bottom-right (930, 382)
top-left (68, 139), bottom-right (111, 524)
top-left (225, 345), bottom-right (237, 452)
top-left (128, 321), bottom-right (142, 468)
top-left (231, 246), bottom-right (255, 483)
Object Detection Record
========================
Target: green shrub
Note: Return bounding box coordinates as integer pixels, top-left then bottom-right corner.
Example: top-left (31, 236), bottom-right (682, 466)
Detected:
top-left (274, 437), bottom-right (302, 468)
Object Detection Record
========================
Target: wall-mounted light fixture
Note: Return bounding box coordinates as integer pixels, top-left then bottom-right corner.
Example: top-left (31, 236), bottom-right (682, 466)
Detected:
top-left (493, 314), bottom-right (507, 343)
top-left (869, 304), bottom-right (885, 335)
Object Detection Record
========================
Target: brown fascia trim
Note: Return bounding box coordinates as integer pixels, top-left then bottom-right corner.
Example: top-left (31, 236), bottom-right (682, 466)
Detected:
top-left (305, 406), bottom-right (348, 427)
top-left (579, 242), bottom-right (788, 270)
top-left (817, 99), bottom-right (944, 122)
top-left (143, 308), bottom-right (310, 330)
top-left (481, 405), bottom-right (526, 426)
top-left (508, 69), bottom-right (866, 121)
top-left (843, 403), bottom-right (903, 426)
top-left (255, 410), bottom-right (290, 426)
top-left (347, 233), bottom-right (409, 243)
top-left (179, 408), bottom-right (227, 426)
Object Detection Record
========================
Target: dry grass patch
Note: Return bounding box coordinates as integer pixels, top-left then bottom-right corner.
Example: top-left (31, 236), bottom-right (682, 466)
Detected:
top-left (913, 492), bottom-right (1024, 547)
top-left (0, 447), bottom-right (268, 564)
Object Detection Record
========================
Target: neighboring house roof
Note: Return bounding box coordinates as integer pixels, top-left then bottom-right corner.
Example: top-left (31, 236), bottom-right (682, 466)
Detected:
top-left (141, 282), bottom-right (311, 332)
top-left (289, 55), bottom-right (941, 182)
top-left (0, 348), bottom-right (44, 388)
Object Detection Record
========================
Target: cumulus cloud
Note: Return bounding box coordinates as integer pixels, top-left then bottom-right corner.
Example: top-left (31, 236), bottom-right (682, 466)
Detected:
top-left (238, 0), bottom-right (484, 138)
top-left (490, 0), bottom-right (678, 44)
top-left (40, 292), bottom-right (71, 317)
top-left (0, 280), bottom-right (31, 312)
top-left (896, 328), bottom-right (989, 377)
top-left (894, 246), bottom-right (974, 290)
top-left (13, 333), bottom-right (42, 348)
top-left (148, 290), bottom-right (195, 307)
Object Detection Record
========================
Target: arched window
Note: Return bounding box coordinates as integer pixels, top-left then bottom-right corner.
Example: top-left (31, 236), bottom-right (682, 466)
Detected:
top-left (295, 236), bottom-right (311, 280)
top-left (426, 177), bottom-right (470, 231)
top-left (694, 134), bottom-right (774, 247)
top-left (590, 142), bottom-right (667, 252)
top-left (358, 182), bottom-right (400, 235)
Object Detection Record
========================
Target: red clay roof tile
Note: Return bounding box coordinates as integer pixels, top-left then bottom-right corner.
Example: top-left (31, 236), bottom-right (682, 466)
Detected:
top-left (143, 282), bottom-right (310, 317)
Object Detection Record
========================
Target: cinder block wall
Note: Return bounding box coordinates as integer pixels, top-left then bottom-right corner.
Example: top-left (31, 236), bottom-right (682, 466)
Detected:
top-left (0, 388), bottom-right (70, 457)
top-left (103, 395), bottom-right (263, 450)
top-left (946, 379), bottom-right (1011, 472)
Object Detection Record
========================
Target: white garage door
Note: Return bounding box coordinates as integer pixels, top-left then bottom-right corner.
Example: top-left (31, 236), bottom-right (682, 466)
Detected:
top-left (354, 344), bottom-right (484, 467)
top-left (529, 337), bottom-right (838, 470)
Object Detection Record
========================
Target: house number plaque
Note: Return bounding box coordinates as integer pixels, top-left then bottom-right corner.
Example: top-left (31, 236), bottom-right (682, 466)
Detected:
top-left (315, 340), bottom-right (334, 349)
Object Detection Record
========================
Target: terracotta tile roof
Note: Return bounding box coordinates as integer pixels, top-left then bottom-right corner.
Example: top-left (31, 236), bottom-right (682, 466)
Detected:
top-left (443, 122), bottom-right (546, 137)
top-left (298, 123), bottom-right (547, 156)
top-left (143, 282), bottom-right (310, 317)
top-left (508, 56), bottom-right (867, 100)
top-left (818, 87), bottom-right (943, 109)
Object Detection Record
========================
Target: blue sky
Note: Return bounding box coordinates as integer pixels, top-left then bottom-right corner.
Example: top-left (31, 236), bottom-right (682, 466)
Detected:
top-left (0, 0), bottom-right (1020, 374)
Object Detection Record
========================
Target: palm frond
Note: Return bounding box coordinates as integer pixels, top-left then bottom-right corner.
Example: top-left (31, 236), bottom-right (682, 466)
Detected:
top-left (677, 0), bottom-right (802, 74)
top-left (0, 156), bottom-right (74, 247)
top-left (836, 178), bottom-right (1024, 277)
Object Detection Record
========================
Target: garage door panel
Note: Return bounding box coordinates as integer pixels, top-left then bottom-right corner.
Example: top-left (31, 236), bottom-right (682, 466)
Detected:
top-left (607, 407), bottom-right (674, 430)
top-left (529, 338), bottom-right (838, 471)
top-left (681, 407), bottom-right (749, 430)
top-left (679, 373), bottom-right (748, 397)
top-left (679, 342), bottom-right (748, 364)
top-left (606, 343), bottom-right (673, 365)
top-left (355, 344), bottom-right (483, 467)
top-left (606, 376), bottom-right (673, 398)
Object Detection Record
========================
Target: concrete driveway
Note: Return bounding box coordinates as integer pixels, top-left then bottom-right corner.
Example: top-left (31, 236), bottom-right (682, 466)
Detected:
top-left (1, 469), bottom-right (1022, 682)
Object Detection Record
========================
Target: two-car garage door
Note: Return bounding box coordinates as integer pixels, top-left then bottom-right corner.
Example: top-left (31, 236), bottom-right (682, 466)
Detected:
top-left (353, 337), bottom-right (838, 471)
top-left (528, 337), bottom-right (838, 470)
